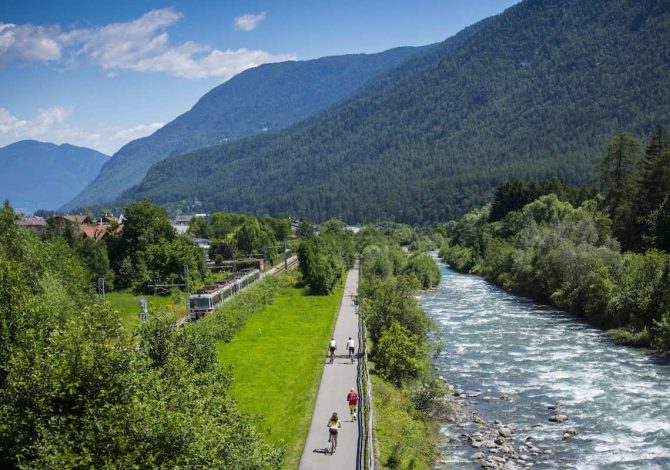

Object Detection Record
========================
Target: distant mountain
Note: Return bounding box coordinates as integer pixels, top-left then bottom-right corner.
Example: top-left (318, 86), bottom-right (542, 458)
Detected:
top-left (61, 46), bottom-right (429, 211)
top-left (119, 0), bottom-right (670, 223)
top-left (0, 140), bottom-right (108, 214)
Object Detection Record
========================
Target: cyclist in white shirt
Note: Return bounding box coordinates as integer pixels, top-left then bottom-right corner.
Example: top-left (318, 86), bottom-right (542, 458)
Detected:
top-left (328, 338), bottom-right (337, 363)
top-left (346, 337), bottom-right (355, 362)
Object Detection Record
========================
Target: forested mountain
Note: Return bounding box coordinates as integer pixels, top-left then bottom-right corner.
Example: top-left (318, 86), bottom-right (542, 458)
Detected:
top-left (61, 46), bottom-right (429, 211)
top-left (117, 0), bottom-right (670, 224)
top-left (0, 140), bottom-right (108, 214)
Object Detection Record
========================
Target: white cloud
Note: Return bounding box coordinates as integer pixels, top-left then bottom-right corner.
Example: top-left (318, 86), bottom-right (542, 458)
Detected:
top-left (0, 9), bottom-right (293, 80)
top-left (0, 22), bottom-right (62, 64)
top-left (0, 107), bottom-right (164, 155)
top-left (234, 12), bottom-right (266, 32)
top-left (0, 106), bottom-right (70, 138)
top-left (111, 122), bottom-right (164, 143)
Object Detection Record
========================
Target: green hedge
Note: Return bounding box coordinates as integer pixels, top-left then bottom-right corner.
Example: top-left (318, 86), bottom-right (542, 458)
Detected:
top-left (195, 276), bottom-right (278, 342)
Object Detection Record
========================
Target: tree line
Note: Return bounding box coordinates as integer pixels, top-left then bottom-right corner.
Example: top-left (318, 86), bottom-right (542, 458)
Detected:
top-left (41, 200), bottom-right (294, 294)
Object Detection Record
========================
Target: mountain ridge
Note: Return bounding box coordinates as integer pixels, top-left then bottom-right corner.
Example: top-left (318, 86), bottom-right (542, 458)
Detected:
top-left (61, 45), bottom-right (431, 211)
top-left (0, 140), bottom-right (108, 214)
top-left (117, 0), bottom-right (670, 223)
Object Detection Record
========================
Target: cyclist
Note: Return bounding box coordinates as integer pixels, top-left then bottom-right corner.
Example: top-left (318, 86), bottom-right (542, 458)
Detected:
top-left (327, 412), bottom-right (341, 451)
top-left (347, 388), bottom-right (359, 421)
top-left (346, 337), bottom-right (355, 363)
top-left (328, 338), bottom-right (337, 364)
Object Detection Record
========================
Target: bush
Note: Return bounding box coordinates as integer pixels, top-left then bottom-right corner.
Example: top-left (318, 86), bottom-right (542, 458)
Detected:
top-left (375, 321), bottom-right (426, 386)
top-left (439, 242), bottom-right (477, 272)
top-left (410, 375), bottom-right (449, 416)
top-left (196, 277), bottom-right (278, 342)
top-left (652, 313), bottom-right (670, 351)
top-left (403, 254), bottom-right (440, 289)
top-left (606, 328), bottom-right (651, 347)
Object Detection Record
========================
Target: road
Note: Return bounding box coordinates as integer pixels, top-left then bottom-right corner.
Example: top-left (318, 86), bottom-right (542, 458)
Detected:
top-left (298, 262), bottom-right (360, 470)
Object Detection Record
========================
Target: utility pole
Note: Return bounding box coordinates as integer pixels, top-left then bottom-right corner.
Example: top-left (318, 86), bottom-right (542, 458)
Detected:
top-left (184, 263), bottom-right (190, 300)
top-left (284, 239), bottom-right (288, 270)
top-left (97, 277), bottom-right (105, 303)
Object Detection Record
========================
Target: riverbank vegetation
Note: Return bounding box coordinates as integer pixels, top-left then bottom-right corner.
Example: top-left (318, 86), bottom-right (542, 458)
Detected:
top-left (357, 226), bottom-right (446, 468)
top-left (217, 269), bottom-right (343, 469)
top-left (439, 127), bottom-right (670, 352)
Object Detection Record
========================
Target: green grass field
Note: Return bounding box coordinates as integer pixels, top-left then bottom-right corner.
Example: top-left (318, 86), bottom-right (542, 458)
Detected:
top-left (217, 271), bottom-right (343, 469)
top-left (106, 292), bottom-right (185, 332)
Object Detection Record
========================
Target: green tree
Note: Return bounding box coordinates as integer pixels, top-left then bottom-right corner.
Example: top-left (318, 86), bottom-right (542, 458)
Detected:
top-left (403, 254), bottom-right (441, 289)
top-left (234, 218), bottom-right (274, 255)
top-left (637, 125), bottom-right (670, 216)
top-left (108, 200), bottom-right (205, 292)
top-left (297, 238), bottom-right (344, 295)
top-left (597, 133), bottom-right (644, 247)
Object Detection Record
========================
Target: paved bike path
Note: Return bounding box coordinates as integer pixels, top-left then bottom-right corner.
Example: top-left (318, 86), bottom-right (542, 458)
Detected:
top-left (299, 263), bottom-right (360, 470)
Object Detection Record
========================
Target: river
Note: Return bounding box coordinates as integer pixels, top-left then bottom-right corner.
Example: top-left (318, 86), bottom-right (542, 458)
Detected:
top-left (420, 261), bottom-right (670, 470)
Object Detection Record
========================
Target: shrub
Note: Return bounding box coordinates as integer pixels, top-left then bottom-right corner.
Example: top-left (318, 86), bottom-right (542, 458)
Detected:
top-left (403, 254), bottom-right (440, 289)
top-left (375, 321), bottom-right (426, 386)
top-left (606, 328), bottom-right (651, 347)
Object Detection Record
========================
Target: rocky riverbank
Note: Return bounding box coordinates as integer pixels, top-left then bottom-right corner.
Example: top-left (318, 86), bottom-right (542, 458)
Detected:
top-left (437, 384), bottom-right (578, 470)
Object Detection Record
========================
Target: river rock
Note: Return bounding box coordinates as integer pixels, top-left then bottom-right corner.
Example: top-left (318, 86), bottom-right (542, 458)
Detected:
top-left (482, 439), bottom-right (498, 448)
top-left (562, 432), bottom-right (572, 440)
top-left (471, 451), bottom-right (485, 460)
top-left (500, 444), bottom-right (515, 454)
top-left (549, 414), bottom-right (568, 423)
top-left (565, 427), bottom-right (577, 435)
top-left (547, 404), bottom-right (559, 410)
top-left (531, 423), bottom-right (543, 428)
top-left (473, 416), bottom-right (487, 424)
top-left (499, 427), bottom-right (513, 437)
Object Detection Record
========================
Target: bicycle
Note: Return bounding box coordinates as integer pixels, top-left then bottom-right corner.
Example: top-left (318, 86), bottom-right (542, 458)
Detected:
top-left (328, 339), bottom-right (336, 364)
top-left (328, 432), bottom-right (337, 454)
top-left (348, 347), bottom-right (355, 364)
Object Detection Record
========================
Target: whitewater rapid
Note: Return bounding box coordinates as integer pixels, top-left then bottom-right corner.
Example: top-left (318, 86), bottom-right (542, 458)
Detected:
top-left (420, 262), bottom-right (670, 469)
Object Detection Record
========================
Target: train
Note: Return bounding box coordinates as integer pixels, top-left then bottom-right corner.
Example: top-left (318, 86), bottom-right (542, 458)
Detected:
top-left (188, 268), bottom-right (261, 320)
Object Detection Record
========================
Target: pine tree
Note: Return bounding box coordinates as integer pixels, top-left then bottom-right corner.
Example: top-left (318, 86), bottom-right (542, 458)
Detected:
top-left (597, 133), bottom-right (644, 247)
top-left (638, 125), bottom-right (670, 215)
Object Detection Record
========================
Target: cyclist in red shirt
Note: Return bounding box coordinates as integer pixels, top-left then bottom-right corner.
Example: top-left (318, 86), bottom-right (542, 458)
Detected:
top-left (347, 387), bottom-right (359, 421)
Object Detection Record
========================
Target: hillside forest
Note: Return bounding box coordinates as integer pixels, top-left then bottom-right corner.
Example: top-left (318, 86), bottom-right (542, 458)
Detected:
top-left (111, 0), bottom-right (670, 225)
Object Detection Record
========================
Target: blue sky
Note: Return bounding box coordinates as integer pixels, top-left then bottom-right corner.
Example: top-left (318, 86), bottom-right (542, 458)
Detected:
top-left (0, 0), bottom-right (518, 154)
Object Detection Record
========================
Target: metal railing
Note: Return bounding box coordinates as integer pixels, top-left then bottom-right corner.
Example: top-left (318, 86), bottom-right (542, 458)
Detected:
top-left (356, 261), bottom-right (376, 470)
